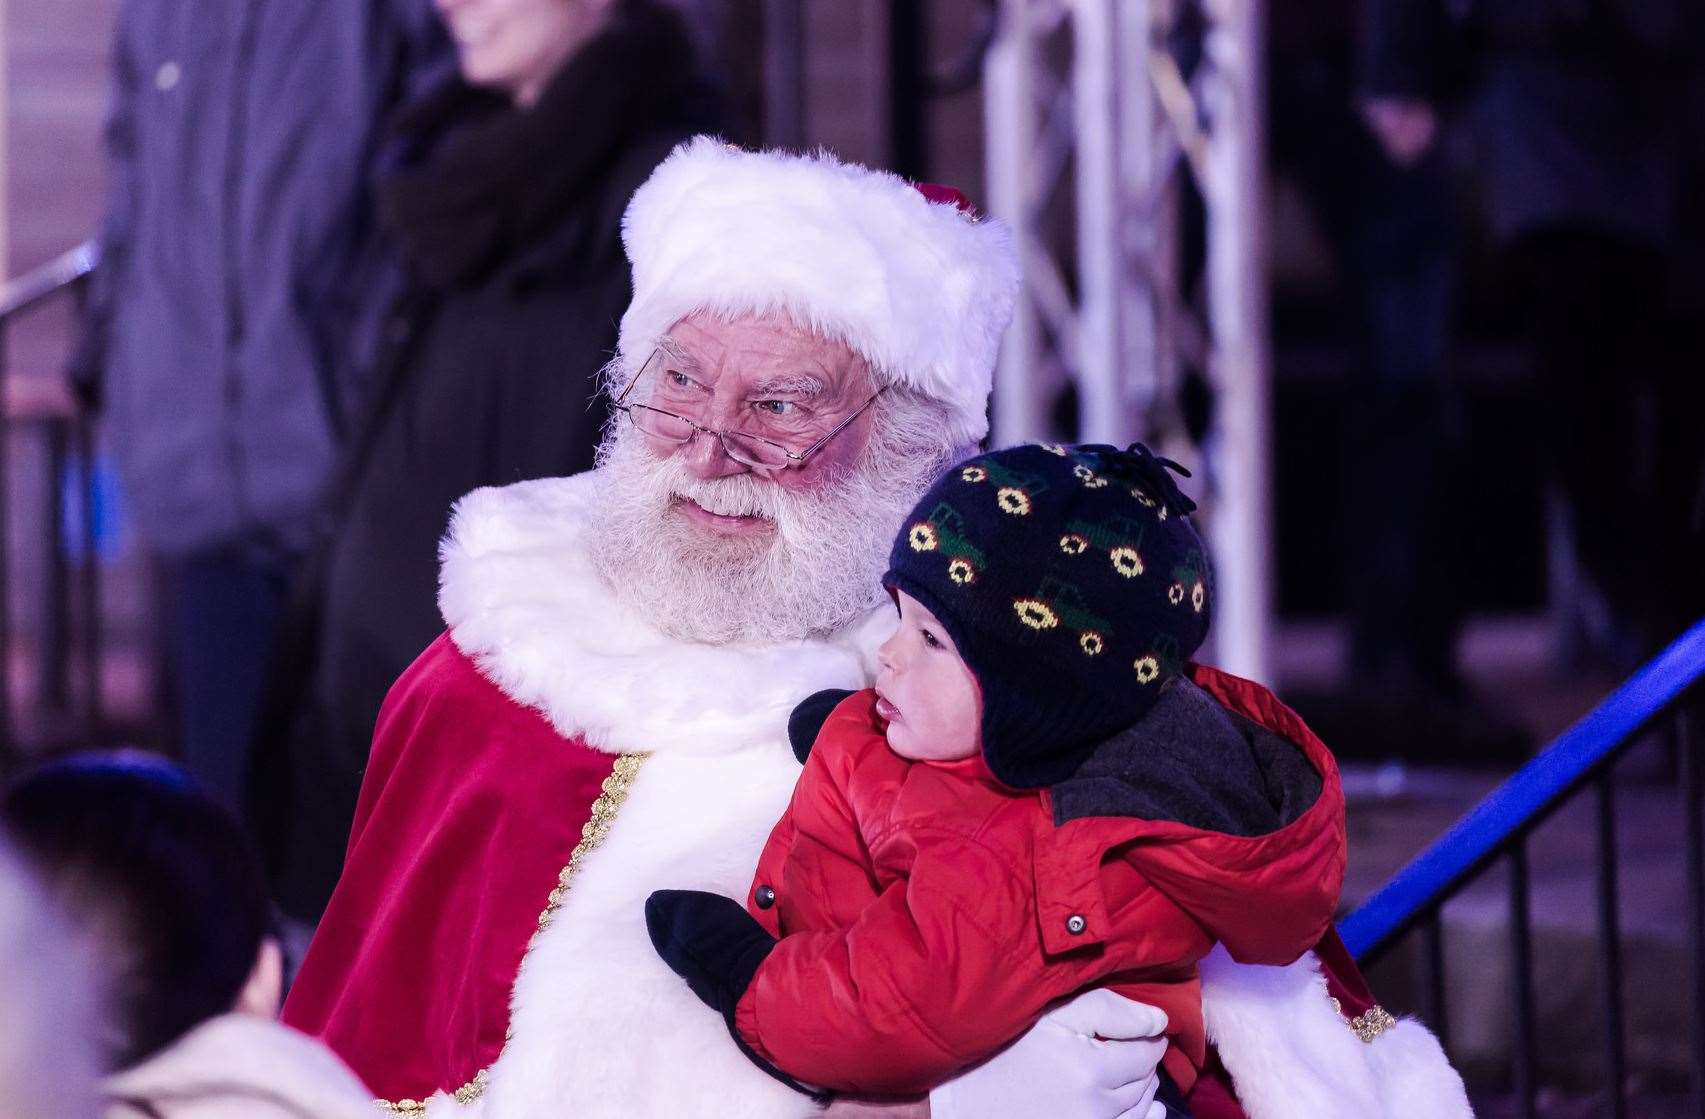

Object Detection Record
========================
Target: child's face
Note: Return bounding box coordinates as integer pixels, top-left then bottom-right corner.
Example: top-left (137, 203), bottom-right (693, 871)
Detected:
top-left (874, 591), bottom-right (982, 762)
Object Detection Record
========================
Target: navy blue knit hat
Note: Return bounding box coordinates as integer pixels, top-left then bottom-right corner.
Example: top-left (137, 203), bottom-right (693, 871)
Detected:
top-left (883, 442), bottom-right (1212, 789)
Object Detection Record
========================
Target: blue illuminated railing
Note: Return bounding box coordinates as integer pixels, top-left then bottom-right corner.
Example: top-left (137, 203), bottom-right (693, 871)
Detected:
top-left (1339, 615), bottom-right (1705, 1118)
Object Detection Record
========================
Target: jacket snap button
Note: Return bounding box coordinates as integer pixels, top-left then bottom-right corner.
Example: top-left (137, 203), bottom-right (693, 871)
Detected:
top-left (1066, 914), bottom-right (1087, 935)
top-left (755, 885), bottom-right (777, 910)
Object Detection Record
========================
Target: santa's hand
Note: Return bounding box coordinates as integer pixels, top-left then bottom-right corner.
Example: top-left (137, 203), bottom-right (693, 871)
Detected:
top-left (645, 889), bottom-right (776, 1020)
top-left (928, 989), bottom-right (1171, 1119)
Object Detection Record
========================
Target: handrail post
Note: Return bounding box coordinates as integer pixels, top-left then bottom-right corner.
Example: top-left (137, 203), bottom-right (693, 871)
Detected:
top-left (1424, 910), bottom-right (1449, 1053)
top-left (1510, 841), bottom-right (1537, 1119)
top-left (1680, 707), bottom-right (1705, 1119)
top-left (1598, 771), bottom-right (1627, 1118)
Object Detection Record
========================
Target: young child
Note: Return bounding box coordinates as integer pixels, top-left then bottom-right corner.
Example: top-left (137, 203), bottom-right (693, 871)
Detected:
top-left (647, 442), bottom-right (1346, 1105)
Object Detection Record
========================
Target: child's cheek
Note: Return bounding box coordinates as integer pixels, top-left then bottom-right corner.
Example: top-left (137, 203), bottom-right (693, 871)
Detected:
top-left (883, 722), bottom-right (918, 760)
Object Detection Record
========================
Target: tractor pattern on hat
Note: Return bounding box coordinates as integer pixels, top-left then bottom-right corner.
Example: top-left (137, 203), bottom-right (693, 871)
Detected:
top-left (906, 502), bottom-right (988, 586)
top-left (1168, 550), bottom-right (1210, 614)
top-left (958, 456), bottom-right (1051, 519)
top-left (1058, 513), bottom-right (1151, 580)
top-left (1011, 575), bottom-right (1115, 657)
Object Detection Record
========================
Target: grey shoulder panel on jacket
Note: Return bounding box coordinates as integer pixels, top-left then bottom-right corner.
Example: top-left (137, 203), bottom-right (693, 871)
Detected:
top-left (1050, 676), bottom-right (1323, 836)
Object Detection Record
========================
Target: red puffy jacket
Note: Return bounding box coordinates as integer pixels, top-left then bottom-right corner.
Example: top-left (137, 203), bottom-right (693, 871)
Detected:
top-left (734, 665), bottom-right (1346, 1096)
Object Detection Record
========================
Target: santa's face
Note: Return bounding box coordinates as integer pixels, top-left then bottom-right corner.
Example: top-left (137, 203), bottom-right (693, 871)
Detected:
top-left (639, 313), bottom-right (880, 539)
top-left (590, 313), bottom-right (956, 646)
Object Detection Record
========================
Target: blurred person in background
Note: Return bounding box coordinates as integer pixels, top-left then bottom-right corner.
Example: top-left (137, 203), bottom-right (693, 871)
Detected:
top-left (0, 838), bottom-right (101, 1119)
top-left (1, 754), bottom-right (376, 1118)
top-left (70, 0), bottom-right (447, 811)
top-left (1359, 0), bottom-right (1705, 660)
top-left (1270, 0), bottom-right (1467, 719)
top-left (252, 0), bottom-right (718, 927)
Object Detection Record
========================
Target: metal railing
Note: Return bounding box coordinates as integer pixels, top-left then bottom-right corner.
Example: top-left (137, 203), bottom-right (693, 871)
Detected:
top-left (0, 240), bottom-right (103, 771)
top-left (1340, 615), bottom-right (1705, 1117)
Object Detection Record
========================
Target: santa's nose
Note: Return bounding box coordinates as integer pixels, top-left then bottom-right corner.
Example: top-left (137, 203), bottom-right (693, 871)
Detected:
top-left (678, 430), bottom-right (748, 481)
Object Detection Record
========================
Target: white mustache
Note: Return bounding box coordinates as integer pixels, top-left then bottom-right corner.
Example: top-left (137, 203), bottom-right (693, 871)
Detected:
top-left (673, 480), bottom-right (776, 519)
top-left (590, 414), bottom-right (939, 645)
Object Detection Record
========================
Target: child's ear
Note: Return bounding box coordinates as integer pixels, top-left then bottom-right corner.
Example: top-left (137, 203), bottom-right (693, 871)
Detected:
top-left (786, 689), bottom-right (855, 764)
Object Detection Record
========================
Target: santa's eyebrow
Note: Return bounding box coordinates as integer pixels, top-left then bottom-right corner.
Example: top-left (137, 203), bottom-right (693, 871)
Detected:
top-left (751, 372), bottom-right (827, 397)
top-left (654, 337), bottom-right (703, 372)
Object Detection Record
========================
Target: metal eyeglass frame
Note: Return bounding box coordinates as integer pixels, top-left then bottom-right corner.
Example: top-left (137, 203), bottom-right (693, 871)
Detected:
top-left (610, 347), bottom-right (883, 471)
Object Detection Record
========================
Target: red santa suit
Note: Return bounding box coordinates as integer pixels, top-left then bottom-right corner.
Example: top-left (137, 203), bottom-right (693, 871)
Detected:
top-left (282, 137), bottom-right (1471, 1119)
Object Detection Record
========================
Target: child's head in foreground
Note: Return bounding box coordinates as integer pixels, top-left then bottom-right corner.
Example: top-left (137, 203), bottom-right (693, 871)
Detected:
top-left (877, 442), bottom-right (1212, 787)
top-left (0, 752), bottom-right (279, 1072)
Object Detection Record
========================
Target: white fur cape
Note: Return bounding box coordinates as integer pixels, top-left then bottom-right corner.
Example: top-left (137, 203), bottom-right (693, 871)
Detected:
top-left (427, 471), bottom-right (1471, 1118)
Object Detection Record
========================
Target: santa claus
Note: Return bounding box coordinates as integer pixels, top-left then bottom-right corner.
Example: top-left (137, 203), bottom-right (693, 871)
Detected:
top-left (283, 139), bottom-right (1469, 1119)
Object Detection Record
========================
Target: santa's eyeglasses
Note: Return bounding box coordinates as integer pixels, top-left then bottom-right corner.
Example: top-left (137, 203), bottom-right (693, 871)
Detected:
top-left (611, 346), bottom-right (882, 472)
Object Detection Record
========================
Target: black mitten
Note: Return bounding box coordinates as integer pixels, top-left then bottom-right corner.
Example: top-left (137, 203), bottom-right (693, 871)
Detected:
top-left (787, 688), bottom-right (855, 763)
top-left (645, 889), bottom-right (777, 1019)
top-left (647, 889), bottom-right (827, 1101)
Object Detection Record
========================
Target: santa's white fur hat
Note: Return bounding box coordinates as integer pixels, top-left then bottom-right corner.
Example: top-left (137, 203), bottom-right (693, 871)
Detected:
top-left (617, 137), bottom-right (1021, 447)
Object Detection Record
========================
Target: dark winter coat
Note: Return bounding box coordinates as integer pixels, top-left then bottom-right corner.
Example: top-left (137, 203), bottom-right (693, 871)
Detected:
top-left (255, 3), bottom-right (715, 920)
top-left (74, 0), bottom-right (446, 556)
top-left (736, 675), bottom-right (1346, 1096)
top-left (1358, 0), bottom-right (1692, 245)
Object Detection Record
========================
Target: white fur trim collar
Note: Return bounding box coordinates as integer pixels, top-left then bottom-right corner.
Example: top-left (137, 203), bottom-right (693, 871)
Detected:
top-left (437, 471), bottom-right (890, 756)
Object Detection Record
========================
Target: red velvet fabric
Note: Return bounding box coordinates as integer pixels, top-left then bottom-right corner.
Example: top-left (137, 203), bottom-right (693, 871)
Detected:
top-left (1315, 926), bottom-right (1379, 1017)
top-left (914, 182), bottom-right (977, 214)
top-left (734, 669), bottom-right (1347, 1097)
top-left (280, 633), bottom-right (618, 1102)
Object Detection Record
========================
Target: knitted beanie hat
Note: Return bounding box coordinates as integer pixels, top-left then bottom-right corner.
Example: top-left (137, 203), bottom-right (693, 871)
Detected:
top-left (883, 442), bottom-right (1213, 789)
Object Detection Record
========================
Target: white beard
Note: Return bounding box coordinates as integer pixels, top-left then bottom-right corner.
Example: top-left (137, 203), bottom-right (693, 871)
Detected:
top-left (588, 417), bottom-right (947, 646)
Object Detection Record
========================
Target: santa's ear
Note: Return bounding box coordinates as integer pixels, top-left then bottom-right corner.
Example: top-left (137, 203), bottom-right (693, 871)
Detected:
top-left (786, 689), bottom-right (855, 764)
